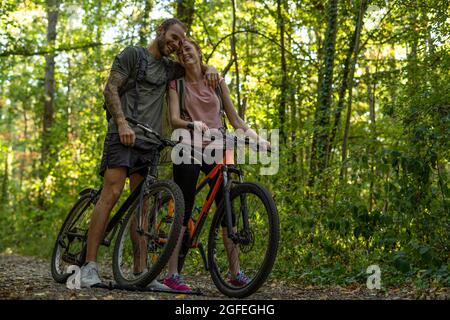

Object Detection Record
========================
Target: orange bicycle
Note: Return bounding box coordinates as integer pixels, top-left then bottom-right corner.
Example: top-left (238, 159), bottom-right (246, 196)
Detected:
top-left (153, 132), bottom-right (280, 298)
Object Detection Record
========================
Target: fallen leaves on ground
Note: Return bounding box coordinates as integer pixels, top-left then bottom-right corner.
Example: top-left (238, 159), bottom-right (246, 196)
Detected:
top-left (0, 253), bottom-right (448, 300)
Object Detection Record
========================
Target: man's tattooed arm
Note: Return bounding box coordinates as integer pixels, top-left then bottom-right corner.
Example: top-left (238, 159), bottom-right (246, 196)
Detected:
top-left (103, 70), bottom-right (136, 146)
top-left (103, 70), bottom-right (128, 125)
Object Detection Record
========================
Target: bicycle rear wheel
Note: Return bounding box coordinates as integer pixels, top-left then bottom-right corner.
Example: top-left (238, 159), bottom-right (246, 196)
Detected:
top-left (208, 182), bottom-right (279, 298)
top-left (50, 189), bottom-right (98, 283)
top-left (112, 180), bottom-right (184, 287)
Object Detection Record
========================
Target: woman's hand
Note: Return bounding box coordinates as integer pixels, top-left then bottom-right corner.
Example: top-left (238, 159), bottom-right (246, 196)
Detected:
top-left (257, 137), bottom-right (271, 151)
top-left (193, 121), bottom-right (210, 134)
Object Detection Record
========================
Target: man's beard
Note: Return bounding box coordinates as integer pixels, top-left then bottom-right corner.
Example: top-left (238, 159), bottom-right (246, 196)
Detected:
top-left (157, 36), bottom-right (169, 57)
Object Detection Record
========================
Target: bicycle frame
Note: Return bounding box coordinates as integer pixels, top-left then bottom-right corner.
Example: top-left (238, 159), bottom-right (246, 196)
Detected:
top-left (185, 158), bottom-right (246, 250)
top-left (87, 160), bottom-right (159, 248)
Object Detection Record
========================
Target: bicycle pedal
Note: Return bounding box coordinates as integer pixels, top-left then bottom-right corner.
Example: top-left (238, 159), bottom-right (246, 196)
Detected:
top-left (62, 252), bottom-right (78, 265)
top-left (158, 230), bottom-right (167, 238)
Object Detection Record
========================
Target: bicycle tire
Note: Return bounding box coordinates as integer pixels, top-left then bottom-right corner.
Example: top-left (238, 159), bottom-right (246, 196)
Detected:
top-left (112, 180), bottom-right (184, 287)
top-left (207, 182), bottom-right (279, 298)
top-left (50, 190), bottom-right (97, 283)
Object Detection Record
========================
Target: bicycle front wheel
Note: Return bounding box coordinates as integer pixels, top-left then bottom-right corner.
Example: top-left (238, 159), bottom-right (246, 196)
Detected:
top-left (208, 182), bottom-right (279, 298)
top-left (112, 180), bottom-right (184, 287)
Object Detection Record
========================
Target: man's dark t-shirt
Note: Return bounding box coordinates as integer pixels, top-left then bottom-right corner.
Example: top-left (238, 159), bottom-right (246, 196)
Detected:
top-left (108, 46), bottom-right (184, 144)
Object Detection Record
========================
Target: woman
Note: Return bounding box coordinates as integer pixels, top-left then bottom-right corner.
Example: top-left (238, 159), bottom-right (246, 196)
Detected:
top-left (164, 39), bottom-right (270, 292)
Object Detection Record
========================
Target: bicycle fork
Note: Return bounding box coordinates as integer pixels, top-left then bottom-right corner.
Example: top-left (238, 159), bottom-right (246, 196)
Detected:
top-left (222, 166), bottom-right (250, 244)
top-left (136, 159), bottom-right (159, 234)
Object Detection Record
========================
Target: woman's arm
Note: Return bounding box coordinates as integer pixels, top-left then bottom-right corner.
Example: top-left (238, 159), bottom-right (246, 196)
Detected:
top-left (168, 88), bottom-right (191, 129)
top-left (220, 81), bottom-right (248, 130)
top-left (220, 81), bottom-right (270, 150)
top-left (220, 82), bottom-right (259, 138)
top-left (168, 87), bottom-right (209, 132)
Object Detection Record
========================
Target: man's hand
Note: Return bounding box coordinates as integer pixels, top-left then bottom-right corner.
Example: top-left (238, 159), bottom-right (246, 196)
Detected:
top-left (117, 119), bottom-right (136, 147)
top-left (203, 66), bottom-right (220, 88)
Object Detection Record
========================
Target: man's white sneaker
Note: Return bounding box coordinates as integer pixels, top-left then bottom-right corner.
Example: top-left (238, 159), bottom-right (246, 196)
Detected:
top-left (80, 261), bottom-right (102, 288)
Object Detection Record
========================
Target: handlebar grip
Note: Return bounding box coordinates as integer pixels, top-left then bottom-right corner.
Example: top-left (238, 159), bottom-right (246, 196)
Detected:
top-left (162, 139), bottom-right (177, 147)
top-left (232, 135), bottom-right (271, 153)
top-left (125, 117), bottom-right (140, 126)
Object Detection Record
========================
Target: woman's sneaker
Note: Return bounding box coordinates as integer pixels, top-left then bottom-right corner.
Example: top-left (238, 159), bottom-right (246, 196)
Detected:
top-left (163, 274), bottom-right (192, 292)
top-left (149, 279), bottom-right (171, 290)
top-left (227, 271), bottom-right (250, 287)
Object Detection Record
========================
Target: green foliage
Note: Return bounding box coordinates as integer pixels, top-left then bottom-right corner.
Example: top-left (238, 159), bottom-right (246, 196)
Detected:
top-left (0, 0), bottom-right (449, 289)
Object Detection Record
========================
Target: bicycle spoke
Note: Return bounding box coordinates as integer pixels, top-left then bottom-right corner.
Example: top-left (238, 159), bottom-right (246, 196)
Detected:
top-left (113, 181), bottom-right (184, 286)
top-left (51, 194), bottom-right (96, 282)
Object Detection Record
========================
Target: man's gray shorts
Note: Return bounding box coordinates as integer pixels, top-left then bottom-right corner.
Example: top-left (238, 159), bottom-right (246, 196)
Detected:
top-left (99, 133), bottom-right (159, 177)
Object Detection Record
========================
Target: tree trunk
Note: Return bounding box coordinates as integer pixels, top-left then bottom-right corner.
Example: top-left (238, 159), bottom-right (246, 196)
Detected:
top-left (309, 0), bottom-right (339, 186)
top-left (1, 153), bottom-right (8, 204)
top-left (230, 0), bottom-right (242, 118)
top-left (340, 0), bottom-right (366, 179)
top-left (407, 11), bottom-right (419, 93)
top-left (177, 0), bottom-right (195, 34)
top-left (277, 0), bottom-right (287, 143)
top-left (327, 0), bottom-right (367, 167)
top-left (367, 66), bottom-right (377, 212)
top-left (39, 0), bottom-right (60, 207)
top-left (241, 31), bottom-right (252, 121)
top-left (19, 108), bottom-right (29, 190)
top-left (139, 0), bottom-right (153, 46)
top-left (67, 56), bottom-right (73, 140)
top-left (368, 68), bottom-right (377, 134)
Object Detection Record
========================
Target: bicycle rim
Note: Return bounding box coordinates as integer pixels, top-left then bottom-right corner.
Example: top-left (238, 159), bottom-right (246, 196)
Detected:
top-left (208, 182), bottom-right (279, 298)
top-left (113, 181), bottom-right (183, 286)
top-left (51, 194), bottom-right (94, 282)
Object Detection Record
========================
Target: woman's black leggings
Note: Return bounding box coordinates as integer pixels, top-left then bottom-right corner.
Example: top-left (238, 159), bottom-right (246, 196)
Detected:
top-left (173, 161), bottom-right (224, 226)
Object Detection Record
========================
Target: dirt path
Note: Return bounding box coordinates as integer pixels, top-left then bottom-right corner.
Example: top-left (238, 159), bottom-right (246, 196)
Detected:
top-left (0, 253), bottom-right (448, 300)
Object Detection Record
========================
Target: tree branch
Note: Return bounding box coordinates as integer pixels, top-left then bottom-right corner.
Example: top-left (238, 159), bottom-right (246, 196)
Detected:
top-left (205, 28), bottom-right (312, 64)
top-left (0, 37), bottom-right (131, 58)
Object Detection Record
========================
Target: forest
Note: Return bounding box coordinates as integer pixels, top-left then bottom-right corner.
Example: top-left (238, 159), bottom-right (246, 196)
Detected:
top-left (0, 0), bottom-right (449, 291)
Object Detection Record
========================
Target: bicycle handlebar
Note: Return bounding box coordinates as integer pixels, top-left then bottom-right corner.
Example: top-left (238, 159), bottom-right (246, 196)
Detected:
top-left (126, 117), bottom-right (176, 147)
top-left (126, 117), bottom-right (270, 152)
top-left (220, 134), bottom-right (272, 153)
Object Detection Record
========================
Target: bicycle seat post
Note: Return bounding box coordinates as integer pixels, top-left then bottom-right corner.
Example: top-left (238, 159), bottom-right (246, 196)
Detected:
top-left (144, 153), bottom-right (160, 189)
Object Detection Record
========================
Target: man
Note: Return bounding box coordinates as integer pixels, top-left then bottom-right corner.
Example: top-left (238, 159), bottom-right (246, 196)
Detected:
top-left (80, 18), bottom-right (218, 288)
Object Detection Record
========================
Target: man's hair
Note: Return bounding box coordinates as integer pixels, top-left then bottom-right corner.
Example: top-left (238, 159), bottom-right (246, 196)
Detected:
top-left (159, 18), bottom-right (187, 32)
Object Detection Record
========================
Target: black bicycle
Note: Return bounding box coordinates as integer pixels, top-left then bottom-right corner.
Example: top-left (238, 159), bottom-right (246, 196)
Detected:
top-left (50, 118), bottom-right (184, 287)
